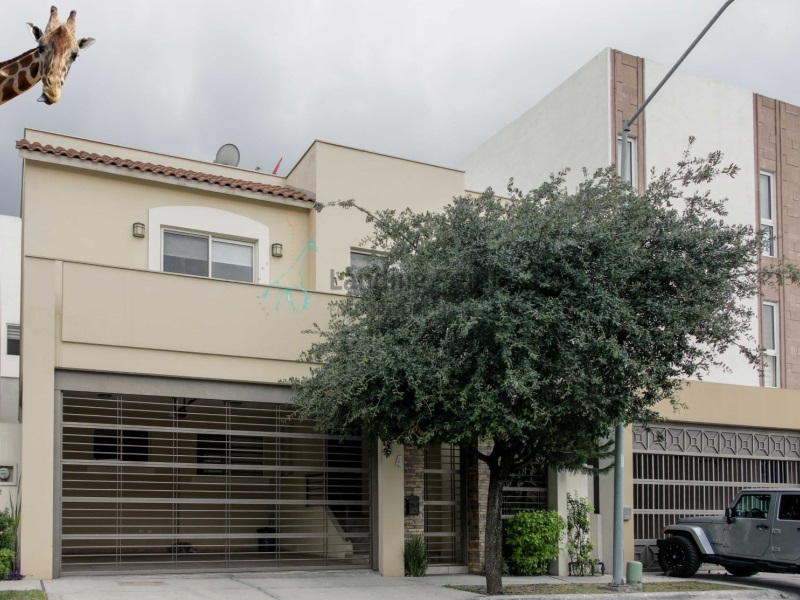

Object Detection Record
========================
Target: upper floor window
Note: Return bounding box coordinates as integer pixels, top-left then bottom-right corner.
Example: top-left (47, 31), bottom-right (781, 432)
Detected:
top-left (349, 250), bottom-right (381, 292)
top-left (762, 301), bottom-right (779, 388)
top-left (163, 230), bottom-right (254, 283)
top-left (6, 324), bottom-right (20, 356)
top-left (148, 206), bottom-right (270, 284)
top-left (760, 172), bottom-right (776, 257)
top-left (616, 136), bottom-right (637, 188)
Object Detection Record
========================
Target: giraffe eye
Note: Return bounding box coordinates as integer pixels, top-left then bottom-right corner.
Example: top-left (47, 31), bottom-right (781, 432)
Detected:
top-left (71, 53), bottom-right (78, 61)
top-left (37, 45), bottom-right (45, 53)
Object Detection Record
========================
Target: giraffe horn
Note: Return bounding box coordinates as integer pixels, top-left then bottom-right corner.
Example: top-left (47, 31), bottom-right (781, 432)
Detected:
top-left (66, 10), bottom-right (77, 34)
top-left (45, 6), bottom-right (59, 33)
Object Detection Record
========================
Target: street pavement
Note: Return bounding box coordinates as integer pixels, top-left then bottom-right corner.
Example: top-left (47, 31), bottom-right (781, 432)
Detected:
top-left (0, 569), bottom-right (793, 599)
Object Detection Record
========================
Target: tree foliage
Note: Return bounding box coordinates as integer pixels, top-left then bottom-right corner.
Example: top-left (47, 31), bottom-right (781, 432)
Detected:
top-left (292, 141), bottom-right (788, 593)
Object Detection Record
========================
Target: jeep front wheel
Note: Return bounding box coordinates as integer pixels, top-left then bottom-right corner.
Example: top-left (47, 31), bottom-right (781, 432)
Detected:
top-left (658, 536), bottom-right (701, 577)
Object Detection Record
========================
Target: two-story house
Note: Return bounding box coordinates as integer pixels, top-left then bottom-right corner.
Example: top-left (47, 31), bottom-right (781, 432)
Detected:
top-left (16, 130), bottom-right (467, 578)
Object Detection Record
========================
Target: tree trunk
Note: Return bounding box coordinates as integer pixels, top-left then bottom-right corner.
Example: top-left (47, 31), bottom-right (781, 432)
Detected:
top-left (484, 464), bottom-right (505, 595)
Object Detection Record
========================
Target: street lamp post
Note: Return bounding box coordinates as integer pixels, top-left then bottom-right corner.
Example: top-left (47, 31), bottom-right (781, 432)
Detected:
top-left (611, 0), bottom-right (736, 587)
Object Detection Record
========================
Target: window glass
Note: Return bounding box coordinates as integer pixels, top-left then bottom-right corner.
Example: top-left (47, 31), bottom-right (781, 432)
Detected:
top-left (763, 302), bottom-right (778, 388)
top-left (764, 355), bottom-right (778, 388)
top-left (350, 251), bottom-right (381, 291)
top-left (763, 304), bottom-right (776, 350)
top-left (761, 173), bottom-right (775, 257)
top-left (212, 240), bottom-right (254, 282)
top-left (779, 495), bottom-right (800, 521)
top-left (163, 231), bottom-right (209, 276)
top-left (760, 173), bottom-right (772, 220)
top-left (762, 225), bottom-right (775, 256)
top-left (733, 494), bottom-right (771, 518)
top-left (350, 251), bottom-right (378, 271)
top-left (616, 137), bottom-right (636, 185)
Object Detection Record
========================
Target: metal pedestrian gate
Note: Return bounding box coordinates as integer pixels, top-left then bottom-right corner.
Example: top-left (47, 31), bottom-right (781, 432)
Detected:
top-left (633, 423), bottom-right (800, 569)
top-left (59, 391), bottom-right (371, 575)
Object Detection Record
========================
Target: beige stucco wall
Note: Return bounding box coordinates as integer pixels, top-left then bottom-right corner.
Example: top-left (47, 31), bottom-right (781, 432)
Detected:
top-left (18, 133), bottom-right (322, 578)
top-left (305, 142), bottom-right (465, 294)
top-left (19, 257), bottom-right (58, 579)
top-left (18, 132), bottom-right (470, 579)
top-left (657, 380), bottom-right (800, 429)
top-left (22, 160), bottom-right (312, 280)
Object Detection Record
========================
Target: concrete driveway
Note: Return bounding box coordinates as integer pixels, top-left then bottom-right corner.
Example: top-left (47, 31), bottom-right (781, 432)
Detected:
top-left (0, 569), bottom-right (790, 599)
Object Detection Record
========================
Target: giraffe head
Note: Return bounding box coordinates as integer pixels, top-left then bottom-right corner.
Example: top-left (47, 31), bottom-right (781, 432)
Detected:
top-left (26, 6), bottom-right (94, 105)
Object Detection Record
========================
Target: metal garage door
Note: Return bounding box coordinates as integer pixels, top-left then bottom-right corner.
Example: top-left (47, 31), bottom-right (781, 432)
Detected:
top-left (59, 392), bottom-right (370, 575)
top-left (633, 423), bottom-right (800, 569)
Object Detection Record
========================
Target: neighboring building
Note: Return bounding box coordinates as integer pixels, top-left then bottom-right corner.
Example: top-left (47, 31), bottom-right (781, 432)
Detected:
top-left (462, 47), bottom-right (800, 569)
top-left (0, 215), bottom-right (21, 513)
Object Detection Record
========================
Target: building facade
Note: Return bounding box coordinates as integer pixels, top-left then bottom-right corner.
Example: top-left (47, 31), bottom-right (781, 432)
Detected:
top-left (0, 215), bottom-right (21, 513)
top-left (11, 47), bottom-right (800, 581)
top-left (15, 130), bottom-right (466, 578)
top-left (462, 47), bottom-right (800, 569)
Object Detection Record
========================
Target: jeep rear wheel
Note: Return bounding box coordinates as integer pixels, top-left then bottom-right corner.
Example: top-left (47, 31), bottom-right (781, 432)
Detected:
top-left (658, 536), bottom-right (701, 577)
top-left (726, 567), bottom-right (758, 577)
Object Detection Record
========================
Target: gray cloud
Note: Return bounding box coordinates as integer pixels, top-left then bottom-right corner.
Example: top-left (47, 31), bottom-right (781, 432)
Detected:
top-left (1, 0), bottom-right (798, 215)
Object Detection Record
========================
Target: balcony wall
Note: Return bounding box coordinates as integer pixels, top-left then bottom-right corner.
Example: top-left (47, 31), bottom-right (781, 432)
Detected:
top-left (58, 261), bottom-right (336, 383)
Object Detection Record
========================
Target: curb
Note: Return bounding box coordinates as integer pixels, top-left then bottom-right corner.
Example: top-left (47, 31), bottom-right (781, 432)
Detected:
top-left (476, 590), bottom-right (785, 600)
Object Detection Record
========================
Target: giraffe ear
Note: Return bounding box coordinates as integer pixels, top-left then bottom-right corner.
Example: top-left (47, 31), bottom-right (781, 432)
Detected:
top-left (27, 23), bottom-right (43, 42)
top-left (78, 37), bottom-right (95, 51)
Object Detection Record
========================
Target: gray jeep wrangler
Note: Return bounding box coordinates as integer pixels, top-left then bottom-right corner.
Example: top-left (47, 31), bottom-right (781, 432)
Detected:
top-left (658, 488), bottom-right (800, 577)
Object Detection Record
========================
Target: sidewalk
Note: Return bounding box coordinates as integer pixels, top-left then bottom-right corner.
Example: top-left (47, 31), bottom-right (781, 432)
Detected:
top-left (0, 570), bottom-right (786, 600)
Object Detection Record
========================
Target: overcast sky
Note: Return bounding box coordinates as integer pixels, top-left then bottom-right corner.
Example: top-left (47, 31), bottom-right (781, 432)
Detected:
top-left (0, 0), bottom-right (798, 216)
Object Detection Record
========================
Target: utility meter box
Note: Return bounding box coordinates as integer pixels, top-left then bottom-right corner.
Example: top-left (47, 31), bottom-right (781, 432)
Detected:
top-left (405, 495), bottom-right (420, 516)
top-left (0, 465), bottom-right (16, 485)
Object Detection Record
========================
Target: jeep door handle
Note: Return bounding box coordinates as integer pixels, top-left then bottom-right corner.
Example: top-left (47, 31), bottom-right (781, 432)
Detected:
top-left (757, 524), bottom-right (769, 530)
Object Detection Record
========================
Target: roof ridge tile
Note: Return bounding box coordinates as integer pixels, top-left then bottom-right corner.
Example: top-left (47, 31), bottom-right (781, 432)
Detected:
top-left (15, 138), bottom-right (315, 203)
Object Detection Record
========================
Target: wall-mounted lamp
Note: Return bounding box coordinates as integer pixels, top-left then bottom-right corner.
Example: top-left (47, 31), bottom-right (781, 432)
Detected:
top-left (271, 243), bottom-right (283, 258)
top-left (132, 222), bottom-right (146, 238)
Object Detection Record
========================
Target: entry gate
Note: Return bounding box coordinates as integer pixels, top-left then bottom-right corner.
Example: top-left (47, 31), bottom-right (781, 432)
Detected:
top-left (633, 423), bottom-right (800, 569)
top-left (59, 392), bottom-right (370, 575)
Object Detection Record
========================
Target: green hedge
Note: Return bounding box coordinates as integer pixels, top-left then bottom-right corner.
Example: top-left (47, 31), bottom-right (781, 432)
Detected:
top-left (504, 510), bottom-right (565, 575)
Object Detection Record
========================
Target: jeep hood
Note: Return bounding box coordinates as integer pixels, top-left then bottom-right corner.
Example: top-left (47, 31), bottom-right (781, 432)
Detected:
top-left (676, 516), bottom-right (726, 525)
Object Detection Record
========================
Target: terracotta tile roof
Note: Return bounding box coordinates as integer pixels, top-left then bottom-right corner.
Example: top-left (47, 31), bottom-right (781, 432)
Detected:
top-left (16, 139), bottom-right (315, 203)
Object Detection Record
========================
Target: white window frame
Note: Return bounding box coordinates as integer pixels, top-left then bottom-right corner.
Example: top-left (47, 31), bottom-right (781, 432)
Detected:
top-left (162, 228), bottom-right (256, 283)
top-left (616, 136), bottom-right (637, 188)
top-left (760, 171), bottom-right (777, 257)
top-left (762, 300), bottom-right (779, 388)
top-left (148, 206), bottom-right (270, 284)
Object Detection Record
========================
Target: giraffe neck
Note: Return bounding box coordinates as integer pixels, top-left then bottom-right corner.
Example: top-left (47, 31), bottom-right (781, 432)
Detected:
top-left (0, 49), bottom-right (41, 105)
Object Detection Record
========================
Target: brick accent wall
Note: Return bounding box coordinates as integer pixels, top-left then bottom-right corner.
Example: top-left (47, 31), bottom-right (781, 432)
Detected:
top-left (404, 446), bottom-right (425, 538)
top-left (756, 94), bottom-right (800, 389)
top-left (611, 50), bottom-right (646, 193)
top-left (466, 443), bottom-right (492, 573)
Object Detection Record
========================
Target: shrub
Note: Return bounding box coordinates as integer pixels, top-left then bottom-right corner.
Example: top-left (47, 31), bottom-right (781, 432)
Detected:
top-left (0, 489), bottom-right (21, 580)
top-left (566, 492), bottom-right (595, 576)
top-left (0, 548), bottom-right (14, 581)
top-left (403, 535), bottom-right (428, 577)
top-left (504, 510), bottom-right (565, 575)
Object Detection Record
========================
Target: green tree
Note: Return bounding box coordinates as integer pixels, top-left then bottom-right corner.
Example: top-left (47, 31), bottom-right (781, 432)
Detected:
top-left (293, 142), bottom-right (789, 594)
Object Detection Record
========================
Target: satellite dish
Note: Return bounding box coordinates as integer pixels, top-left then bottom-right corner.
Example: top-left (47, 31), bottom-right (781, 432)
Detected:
top-left (214, 144), bottom-right (240, 167)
